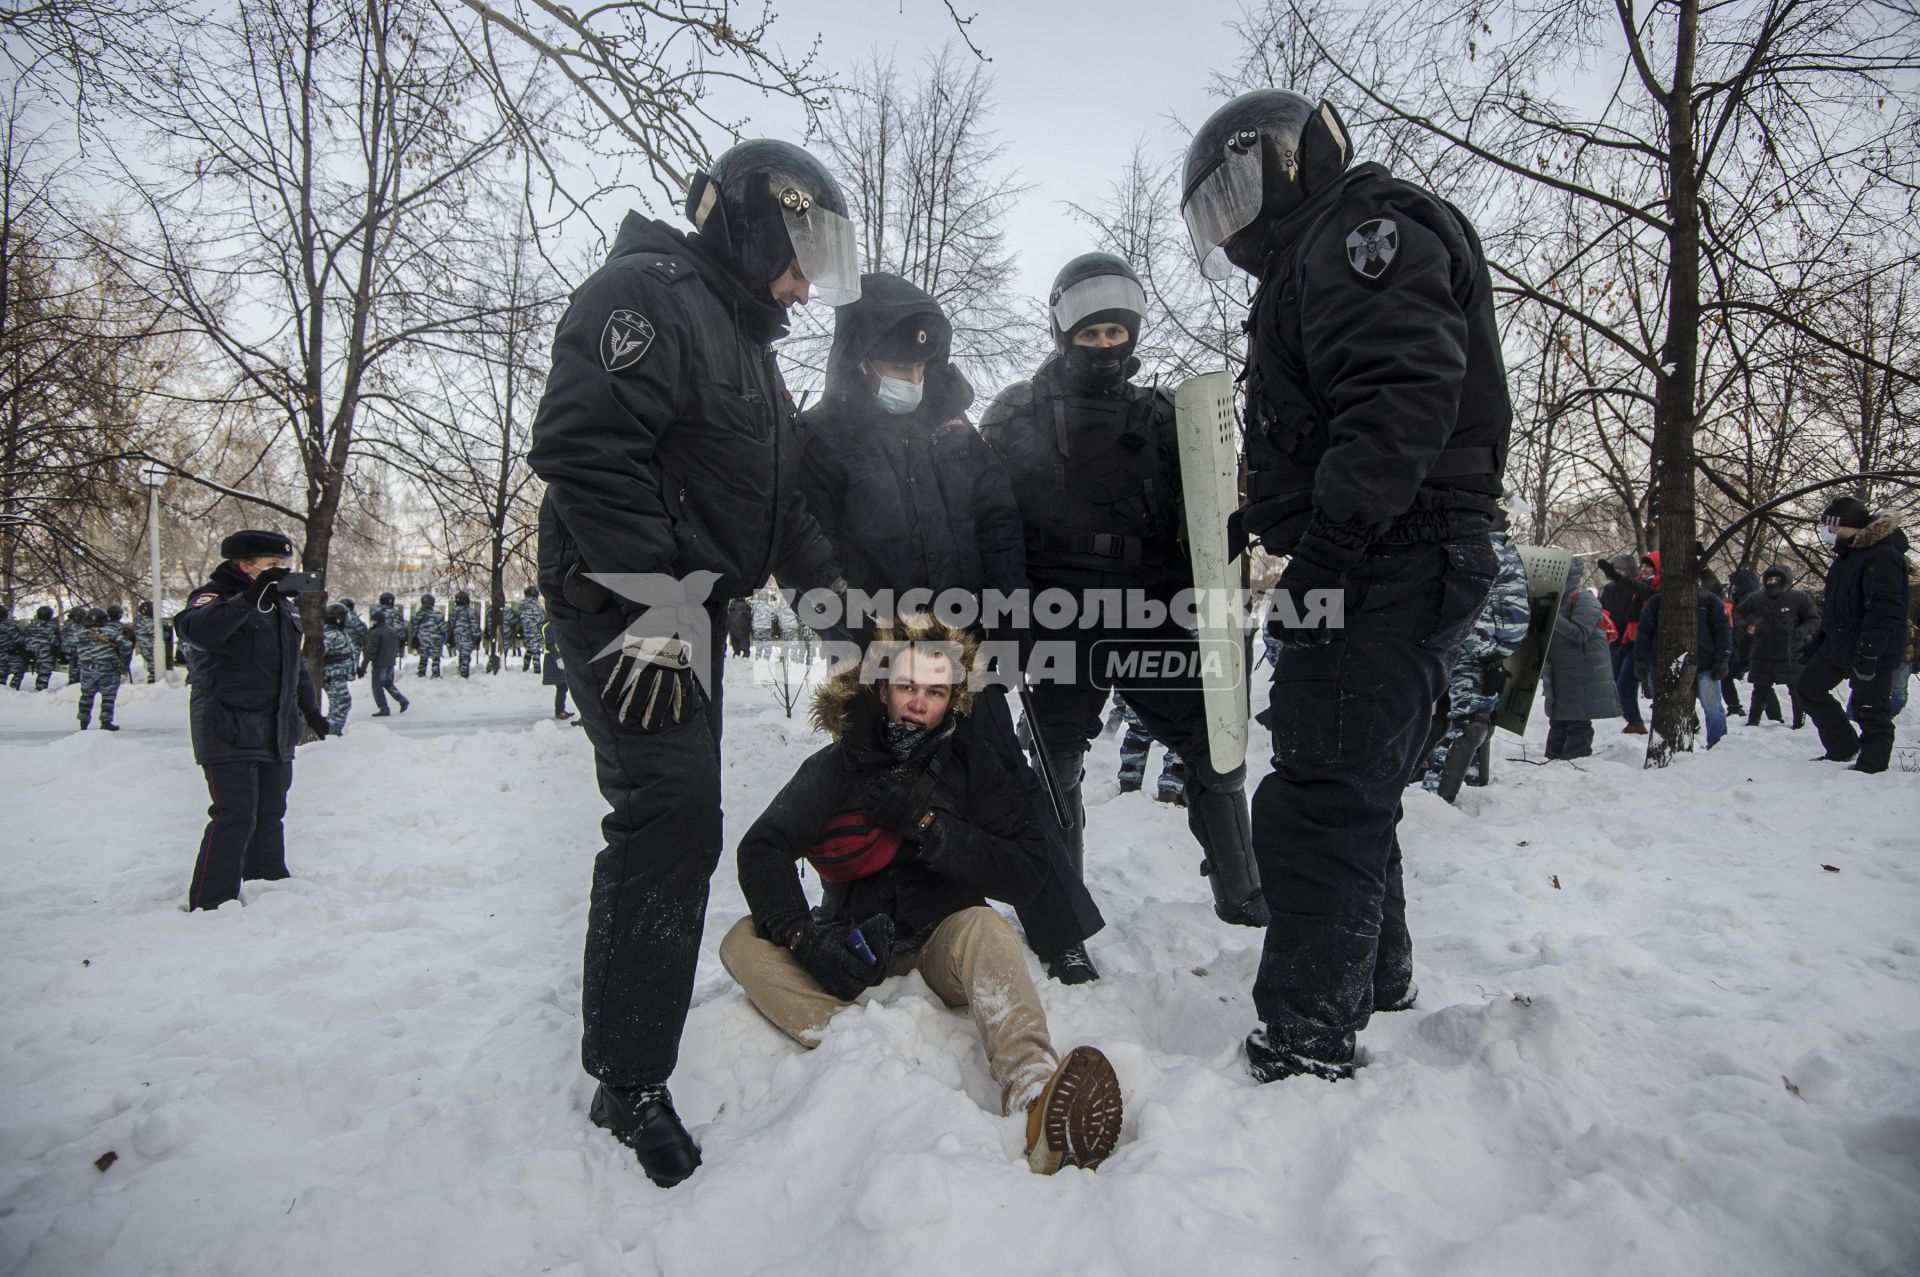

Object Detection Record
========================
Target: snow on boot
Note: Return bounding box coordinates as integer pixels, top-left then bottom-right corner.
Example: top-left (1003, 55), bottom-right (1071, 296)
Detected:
top-left (1245, 1028), bottom-right (1354, 1084)
top-left (1025, 1046), bottom-right (1122, 1174)
top-left (590, 1083), bottom-right (701, 1187)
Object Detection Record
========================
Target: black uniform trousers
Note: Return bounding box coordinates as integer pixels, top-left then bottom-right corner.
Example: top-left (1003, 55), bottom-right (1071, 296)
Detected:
top-left (554, 601), bottom-right (727, 1090)
top-left (1026, 615), bottom-right (1249, 866)
top-left (189, 759), bottom-right (294, 911)
top-left (1252, 539), bottom-right (1495, 1065)
top-left (961, 686), bottom-right (1105, 955)
top-left (1799, 650), bottom-right (1896, 773)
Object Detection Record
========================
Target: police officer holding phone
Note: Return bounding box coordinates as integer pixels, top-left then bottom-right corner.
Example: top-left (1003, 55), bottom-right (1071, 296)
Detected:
top-left (174, 529), bottom-right (330, 912)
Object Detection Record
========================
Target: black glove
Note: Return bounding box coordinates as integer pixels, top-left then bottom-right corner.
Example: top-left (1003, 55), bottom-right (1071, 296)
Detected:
top-left (304, 710), bottom-right (329, 740)
top-left (244, 567), bottom-right (291, 607)
top-left (1852, 656), bottom-right (1878, 683)
top-left (792, 917), bottom-right (893, 1001)
top-left (865, 772), bottom-right (934, 842)
top-left (598, 634), bottom-right (703, 732)
top-left (1711, 661), bottom-right (1729, 682)
top-left (1594, 556), bottom-right (1619, 582)
top-left (1272, 529), bottom-right (1362, 650)
top-left (1481, 656), bottom-right (1511, 696)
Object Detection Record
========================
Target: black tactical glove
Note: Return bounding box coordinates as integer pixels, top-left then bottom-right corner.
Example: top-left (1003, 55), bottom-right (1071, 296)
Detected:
top-left (1712, 660), bottom-right (1730, 682)
top-left (792, 916), bottom-right (894, 1001)
top-left (598, 633), bottom-right (703, 732)
top-left (303, 710), bottom-right (330, 740)
top-left (1594, 556), bottom-right (1619, 582)
top-left (1272, 519), bottom-right (1366, 650)
top-left (1481, 656), bottom-right (1511, 696)
top-left (244, 567), bottom-right (291, 607)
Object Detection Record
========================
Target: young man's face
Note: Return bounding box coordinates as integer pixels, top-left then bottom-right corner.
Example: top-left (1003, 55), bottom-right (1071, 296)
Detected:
top-left (1071, 321), bottom-right (1131, 348)
top-left (768, 259), bottom-right (811, 308)
top-left (880, 647), bottom-right (955, 729)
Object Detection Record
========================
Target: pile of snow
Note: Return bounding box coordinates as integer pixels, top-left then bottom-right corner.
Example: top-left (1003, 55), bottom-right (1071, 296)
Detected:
top-left (3, 663), bottom-right (1917, 1275)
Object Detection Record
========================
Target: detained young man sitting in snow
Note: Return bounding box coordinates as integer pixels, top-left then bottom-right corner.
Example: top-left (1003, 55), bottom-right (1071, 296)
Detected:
top-left (721, 614), bottom-right (1123, 1174)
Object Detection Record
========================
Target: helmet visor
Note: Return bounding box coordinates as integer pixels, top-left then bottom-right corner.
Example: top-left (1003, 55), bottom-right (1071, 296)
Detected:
top-left (781, 201), bottom-right (861, 306)
top-left (1181, 146), bottom-right (1265, 280)
top-left (1051, 274), bottom-right (1148, 339)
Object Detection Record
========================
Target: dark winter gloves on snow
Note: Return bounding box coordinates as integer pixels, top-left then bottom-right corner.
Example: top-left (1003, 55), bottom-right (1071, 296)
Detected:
top-left (599, 634), bottom-right (703, 732)
top-left (1273, 515), bottom-right (1369, 650)
top-left (791, 915), bottom-right (897, 1001)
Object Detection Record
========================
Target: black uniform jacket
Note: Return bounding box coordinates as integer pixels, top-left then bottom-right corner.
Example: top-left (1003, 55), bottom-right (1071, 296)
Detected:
top-left (736, 665), bottom-right (1047, 951)
top-left (174, 561), bottom-right (321, 766)
top-left (1817, 516), bottom-right (1911, 669)
top-left (1242, 161), bottom-right (1511, 559)
top-left (798, 273), bottom-right (1026, 606)
top-left (528, 214), bottom-right (841, 617)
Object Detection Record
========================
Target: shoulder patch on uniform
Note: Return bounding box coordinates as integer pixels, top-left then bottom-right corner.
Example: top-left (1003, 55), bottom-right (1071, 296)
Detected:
top-left (1345, 218), bottom-right (1399, 280)
top-left (600, 309), bottom-right (655, 372)
top-left (189, 591), bottom-right (221, 607)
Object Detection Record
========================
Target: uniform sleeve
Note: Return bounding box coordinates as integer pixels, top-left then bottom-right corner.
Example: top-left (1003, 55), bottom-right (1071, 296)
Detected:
top-left (735, 752), bottom-right (840, 942)
top-left (969, 433), bottom-right (1029, 594)
top-left (526, 266), bottom-right (689, 581)
top-left (773, 426), bottom-right (845, 594)
top-left (297, 659), bottom-right (321, 719)
top-left (174, 592), bottom-right (251, 653)
top-left (1707, 600), bottom-right (1733, 666)
top-left (1299, 201), bottom-right (1469, 543)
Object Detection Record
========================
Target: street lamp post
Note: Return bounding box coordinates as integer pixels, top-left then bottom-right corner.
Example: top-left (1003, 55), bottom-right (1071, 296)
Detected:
top-left (136, 461), bottom-right (168, 684)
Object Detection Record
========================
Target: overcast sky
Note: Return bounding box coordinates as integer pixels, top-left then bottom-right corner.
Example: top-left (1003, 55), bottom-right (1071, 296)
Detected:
top-left (631, 0), bottom-right (1260, 306)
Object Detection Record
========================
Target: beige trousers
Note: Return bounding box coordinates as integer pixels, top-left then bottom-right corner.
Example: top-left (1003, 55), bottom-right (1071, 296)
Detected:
top-left (719, 906), bottom-right (1057, 1114)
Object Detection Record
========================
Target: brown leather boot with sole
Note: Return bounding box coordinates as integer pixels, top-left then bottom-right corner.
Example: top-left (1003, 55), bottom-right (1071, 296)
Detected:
top-left (1025, 1045), bottom-right (1123, 1174)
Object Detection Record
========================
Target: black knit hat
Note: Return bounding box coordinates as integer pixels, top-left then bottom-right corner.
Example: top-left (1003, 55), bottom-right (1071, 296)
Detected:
top-left (1820, 494), bottom-right (1873, 529)
top-left (220, 529), bottom-right (295, 559)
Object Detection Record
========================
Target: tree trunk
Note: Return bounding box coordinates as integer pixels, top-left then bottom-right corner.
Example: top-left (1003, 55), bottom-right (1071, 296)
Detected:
top-left (1646, 0), bottom-right (1703, 768)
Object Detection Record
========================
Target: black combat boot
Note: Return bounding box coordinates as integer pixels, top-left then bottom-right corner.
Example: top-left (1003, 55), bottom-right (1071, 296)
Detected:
top-left (1043, 943), bottom-right (1100, 986)
top-left (590, 1083), bottom-right (701, 1187)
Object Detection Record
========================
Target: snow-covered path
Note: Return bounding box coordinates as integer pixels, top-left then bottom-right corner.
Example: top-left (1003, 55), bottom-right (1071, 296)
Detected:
top-left (3, 663), bottom-right (1918, 1276)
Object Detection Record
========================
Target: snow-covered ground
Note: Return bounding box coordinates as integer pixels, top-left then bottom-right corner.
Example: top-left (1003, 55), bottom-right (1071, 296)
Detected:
top-left (3, 659), bottom-right (1918, 1276)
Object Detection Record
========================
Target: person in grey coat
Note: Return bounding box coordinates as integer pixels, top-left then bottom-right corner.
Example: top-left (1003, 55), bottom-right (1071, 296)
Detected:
top-left (1542, 558), bottom-right (1621, 759)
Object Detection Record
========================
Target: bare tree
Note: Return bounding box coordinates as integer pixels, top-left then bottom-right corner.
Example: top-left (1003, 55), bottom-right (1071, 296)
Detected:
top-left (789, 46), bottom-right (1036, 391)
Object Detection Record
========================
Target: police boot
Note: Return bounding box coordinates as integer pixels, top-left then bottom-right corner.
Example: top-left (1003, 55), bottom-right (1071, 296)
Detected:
top-left (1191, 787), bottom-right (1268, 927)
top-left (590, 1083), bottom-right (701, 1188)
top-left (1047, 750), bottom-right (1087, 879)
top-left (1434, 718), bottom-right (1491, 804)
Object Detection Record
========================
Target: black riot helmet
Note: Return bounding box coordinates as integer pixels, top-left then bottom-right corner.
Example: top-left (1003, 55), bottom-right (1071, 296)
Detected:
top-left (1049, 252), bottom-right (1148, 391)
top-left (379, 591), bottom-right (395, 606)
top-left (454, 589), bottom-right (470, 606)
top-left (325, 602), bottom-right (348, 625)
top-left (684, 139), bottom-right (861, 305)
top-left (420, 593), bottom-right (435, 609)
top-left (340, 596), bottom-right (355, 609)
top-left (88, 607), bottom-right (108, 625)
top-left (523, 585), bottom-right (538, 599)
top-left (138, 600), bottom-right (152, 617)
top-left (36, 605), bottom-right (53, 621)
top-left (107, 603), bottom-right (124, 621)
top-left (1181, 89), bottom-right (1353, 279)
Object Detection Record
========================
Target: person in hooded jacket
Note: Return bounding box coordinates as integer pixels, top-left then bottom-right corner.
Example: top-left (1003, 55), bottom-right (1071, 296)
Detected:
top-left (1723, 567), bottom-right (1761, 715)
top-left (526, 137), bottom-right (856, 1186)
top-left (1797, 495), bottom-right (1909, 773)
top-left (174, 529), bottom-right (329, 911)
top-left (1735, 563), bottom-right (1817, 727)
top-left (797, 271), bottom-right (1105, 985)
top-left (981, 251), bottom-right (1268, 933)
top-left (1542, 559), bottom-right (1620, 758)
top-left (721, 615), bottom-right (1124, 1175)
top-left (1632, 564), bottom-right (1734, 748)
top-left (1595, 552), bottom-right (1659, 734)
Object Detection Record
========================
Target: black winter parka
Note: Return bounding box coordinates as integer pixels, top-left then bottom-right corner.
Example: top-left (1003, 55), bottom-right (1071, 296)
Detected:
top-left (1817, 516), bottom-right (1912, 671)
top-left (174, 561), bottom-right (321, 766)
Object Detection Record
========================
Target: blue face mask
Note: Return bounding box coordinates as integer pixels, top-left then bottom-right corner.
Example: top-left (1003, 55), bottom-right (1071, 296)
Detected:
top-left (870, 367), bottom-right (924, 415)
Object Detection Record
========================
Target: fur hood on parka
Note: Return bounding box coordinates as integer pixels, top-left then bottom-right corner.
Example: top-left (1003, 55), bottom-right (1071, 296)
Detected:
top-left (809, 613), bottom-right (981, 742)
top-left (1852, 514), bottom-right (1903, 549)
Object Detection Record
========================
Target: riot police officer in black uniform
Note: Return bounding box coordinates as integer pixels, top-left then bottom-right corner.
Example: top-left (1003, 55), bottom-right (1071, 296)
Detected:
top-left (1180, 90), bottom-right (1510, 1083)
top-left (174, 529), bottom-right (330, 912)
top-left (981, 252), bottom-right (1267, 929)
top-left (528, 138), bottom-right (856, 1186)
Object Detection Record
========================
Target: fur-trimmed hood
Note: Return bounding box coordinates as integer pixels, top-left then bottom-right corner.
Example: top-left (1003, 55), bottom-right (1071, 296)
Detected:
top-left (1852, 513), bottom-right (1903, 549)
top-left (810, 613), bottom-right (981, 742)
